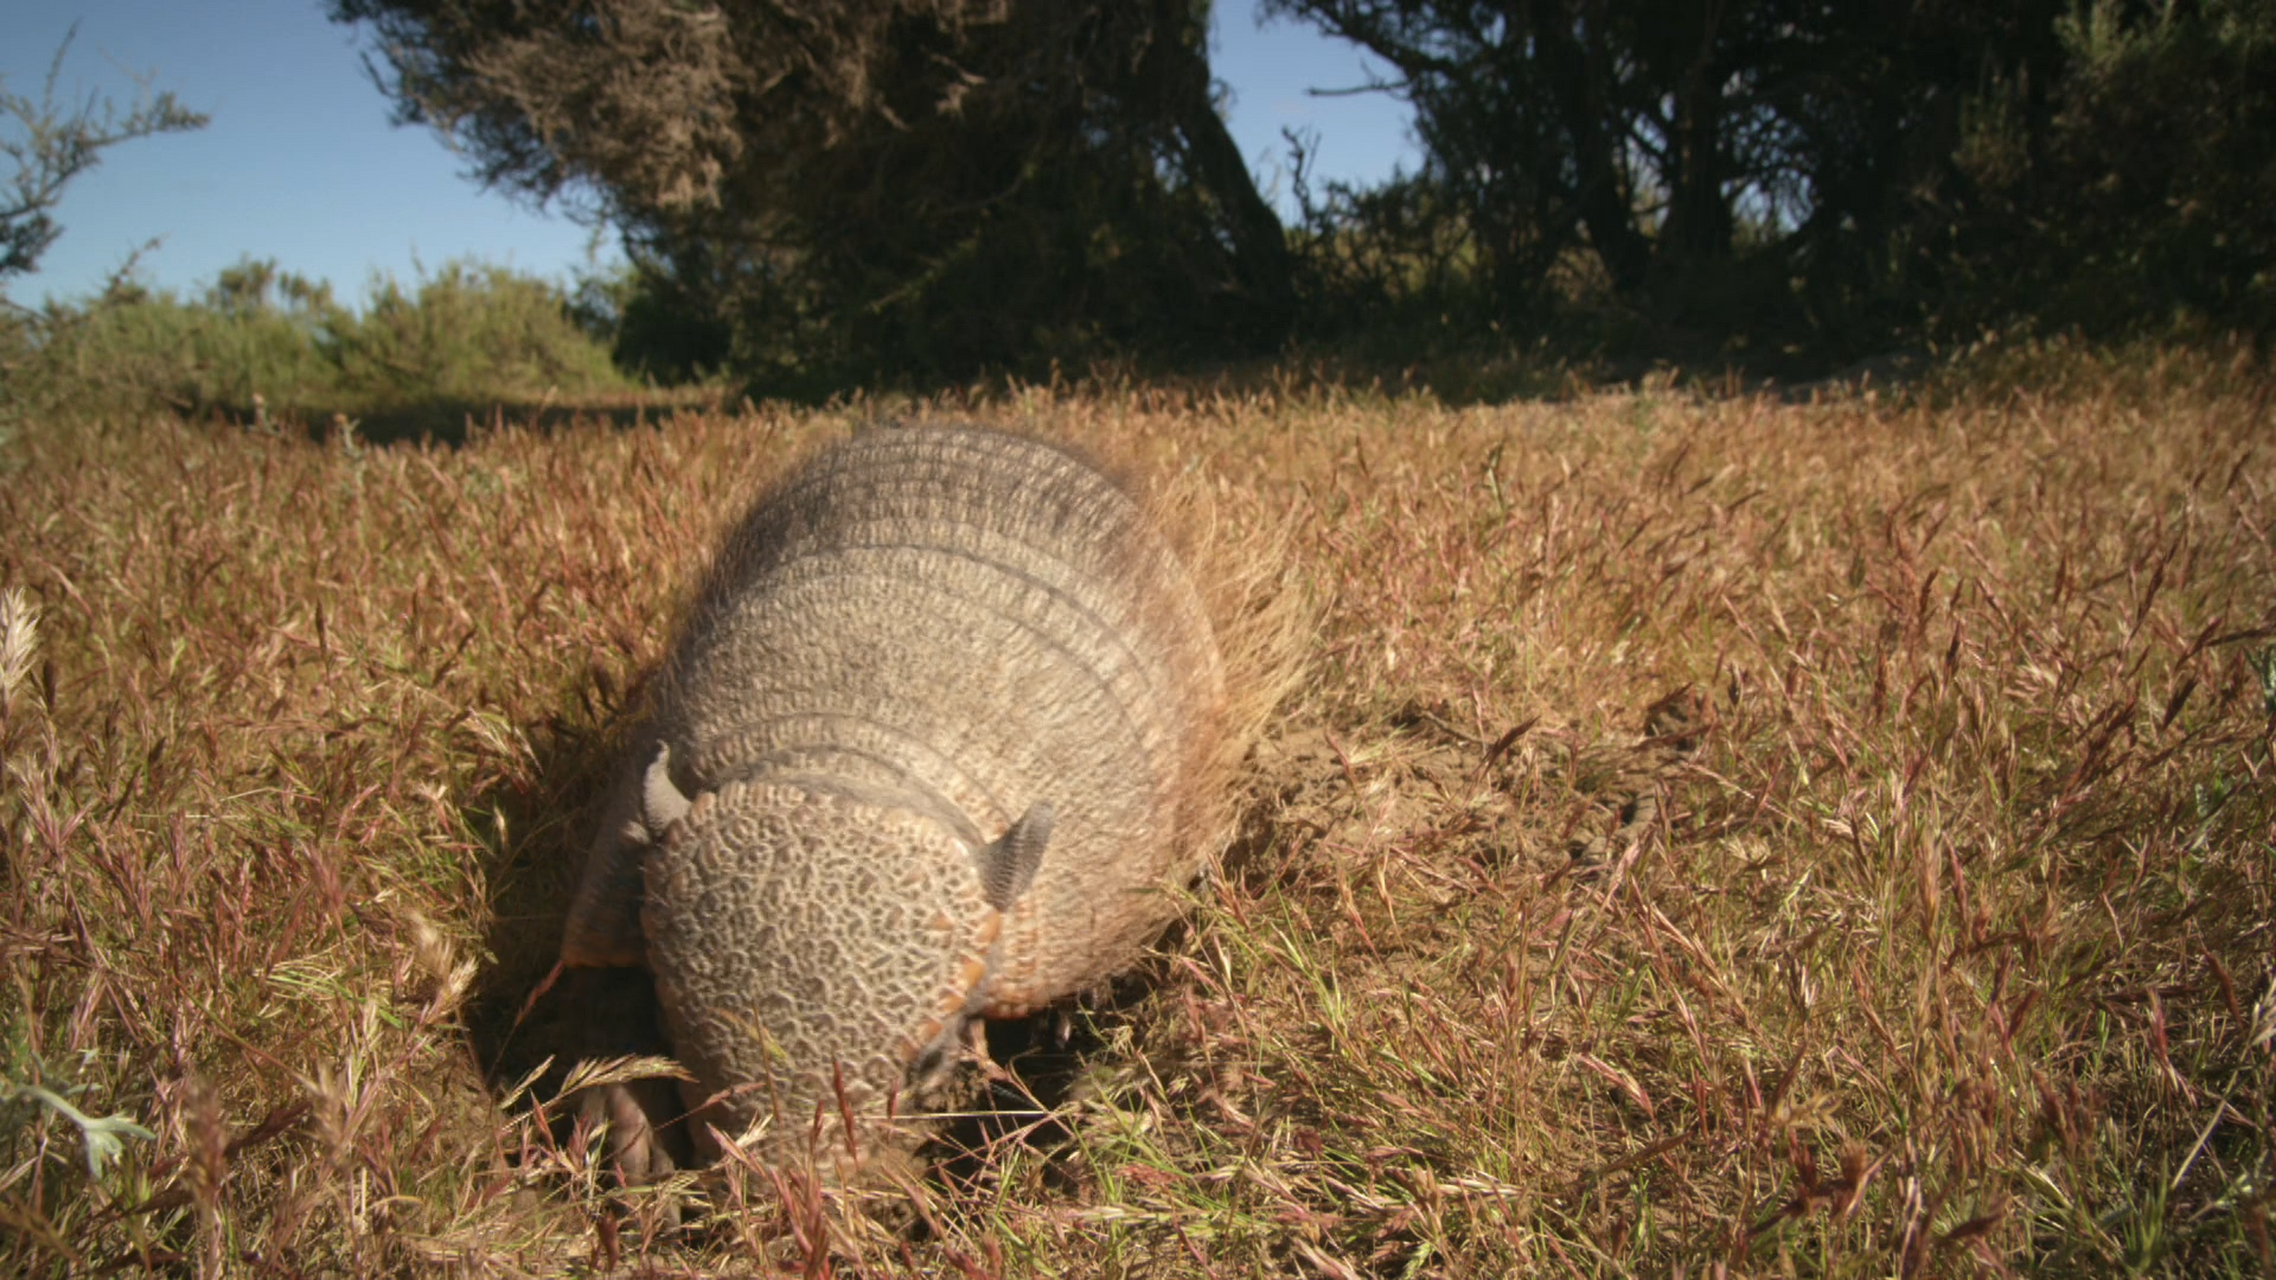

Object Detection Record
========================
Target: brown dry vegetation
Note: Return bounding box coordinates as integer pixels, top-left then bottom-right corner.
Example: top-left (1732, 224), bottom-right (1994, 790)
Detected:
top-left (2, 344), bottom-right (2272, 1276)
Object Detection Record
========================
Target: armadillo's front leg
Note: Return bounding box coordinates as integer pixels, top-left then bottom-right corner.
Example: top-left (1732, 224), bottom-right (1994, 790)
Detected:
top-left (565, 966), bottom-right (693, 1187)
top-left (560, 743), bottom-right (698, 1191)
top-left (562, 742), bottom-right (686, 969)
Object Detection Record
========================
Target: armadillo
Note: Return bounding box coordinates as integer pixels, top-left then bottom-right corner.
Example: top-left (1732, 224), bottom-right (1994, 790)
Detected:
top-left (558, 425), bottom-right (1231, 1175)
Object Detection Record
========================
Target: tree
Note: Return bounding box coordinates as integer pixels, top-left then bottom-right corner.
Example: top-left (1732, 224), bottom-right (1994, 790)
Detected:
top-left (1, 28), bottom-right (208, 288)
top-left (1265, 1), bottom-right (2075, 339)
top-left (1273, 0), bottom-right (2276, 347)
top-left (331, 0), bottom-right (1293, 383)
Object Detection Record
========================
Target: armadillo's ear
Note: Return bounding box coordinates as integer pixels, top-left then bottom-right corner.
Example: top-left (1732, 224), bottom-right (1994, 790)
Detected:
top-left (977, 802), bottom-right (1052, 912)
top-left (640, 741), bottom-right (691, 836)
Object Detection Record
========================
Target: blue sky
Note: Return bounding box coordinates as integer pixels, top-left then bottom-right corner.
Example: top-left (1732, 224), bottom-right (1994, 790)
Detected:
top-left (2, 1), bottom-right (1415, 309)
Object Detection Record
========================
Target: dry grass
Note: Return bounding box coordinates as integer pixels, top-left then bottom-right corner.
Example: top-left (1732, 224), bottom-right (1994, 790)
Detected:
top-left (1, 344), bottom-right (2271, 1276)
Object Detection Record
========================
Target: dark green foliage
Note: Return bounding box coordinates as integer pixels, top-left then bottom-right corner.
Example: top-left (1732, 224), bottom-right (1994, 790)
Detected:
top-left (1950, 1), bottom-right (2276, 335)
top-left (571, 258), bottom-right (733, 387)
top-left (1267, 0), bottom-right (2052, 352)
top-left (1272, 0), bottom-right (2276, 362)
top-left (332, 0), bottom-right (1295, 391)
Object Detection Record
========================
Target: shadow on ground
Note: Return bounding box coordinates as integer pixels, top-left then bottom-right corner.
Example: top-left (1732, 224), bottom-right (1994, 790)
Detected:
top-left (458, 659), bottom-right (639, 1117)
top-left (352, 398), bottom-right (723, 447)
top-left (221, 394), bottom-right (728, 448)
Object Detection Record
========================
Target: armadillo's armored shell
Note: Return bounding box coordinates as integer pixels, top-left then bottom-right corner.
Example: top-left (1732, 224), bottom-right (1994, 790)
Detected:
top-left (652, 428), bottom-right (1226, 1012)
top-left (572, 425), bottom-right (1229, 1164)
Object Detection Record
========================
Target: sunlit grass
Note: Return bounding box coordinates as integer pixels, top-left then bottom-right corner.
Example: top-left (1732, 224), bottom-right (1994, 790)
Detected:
top-left (1, 341), bottom-right (2270, 1275)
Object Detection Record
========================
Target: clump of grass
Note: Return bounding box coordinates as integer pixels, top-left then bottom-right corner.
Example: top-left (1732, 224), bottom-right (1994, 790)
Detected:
top-left (0, 344), bottom-right (2269, 1275)
top-left (0, 587), bottom-right (36, 712)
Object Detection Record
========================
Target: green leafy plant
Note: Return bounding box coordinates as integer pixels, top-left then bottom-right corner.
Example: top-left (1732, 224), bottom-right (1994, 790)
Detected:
top-left (0, 1069), bottom-right (155, 1181)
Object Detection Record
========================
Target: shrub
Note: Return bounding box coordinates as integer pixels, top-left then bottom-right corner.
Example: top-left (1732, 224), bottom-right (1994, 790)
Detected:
top-left (0, 257), bottom-right (634, 432)
top-left (327, 261), bottom-right (633, 410)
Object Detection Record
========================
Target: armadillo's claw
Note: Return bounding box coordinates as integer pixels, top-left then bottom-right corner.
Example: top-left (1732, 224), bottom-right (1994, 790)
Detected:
top-left (579, 1078), bottom-right (682, 1182)
top-left (559, 967), bottom-right (692, 1228)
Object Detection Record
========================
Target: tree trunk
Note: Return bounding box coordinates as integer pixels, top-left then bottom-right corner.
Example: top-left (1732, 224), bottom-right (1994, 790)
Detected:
top-left (1529, 1), bottom-right (1654, 295)
top-left (1660, 4), bottom-right (1733, 268)
top-left (1151, 7), bottom-right (1296, 344)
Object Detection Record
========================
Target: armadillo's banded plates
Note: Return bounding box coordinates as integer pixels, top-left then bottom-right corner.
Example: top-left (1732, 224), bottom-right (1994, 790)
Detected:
top-left (655, 427), bottom-right (1225, 1009)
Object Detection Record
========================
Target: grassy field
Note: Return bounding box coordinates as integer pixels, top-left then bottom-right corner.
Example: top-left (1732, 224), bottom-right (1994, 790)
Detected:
top-left (1, 344), bottom-right (2271, 1276)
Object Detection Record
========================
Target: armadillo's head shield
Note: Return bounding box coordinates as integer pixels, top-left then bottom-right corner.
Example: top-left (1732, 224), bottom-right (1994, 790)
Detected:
top-left (638, 768), bottom-right (1049, 1171)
